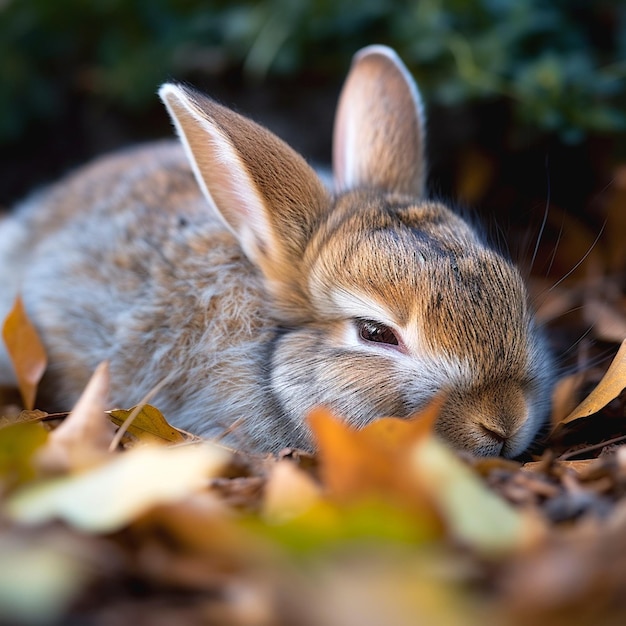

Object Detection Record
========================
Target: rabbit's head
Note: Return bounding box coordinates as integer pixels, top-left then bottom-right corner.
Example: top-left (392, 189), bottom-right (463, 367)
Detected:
top-left (160, 45), bottom-right (552, 457)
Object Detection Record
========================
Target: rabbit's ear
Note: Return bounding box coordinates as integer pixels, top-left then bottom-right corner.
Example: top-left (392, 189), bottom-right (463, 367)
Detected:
top-left (333, 45), bottom-right (426, 197)
top-left (159, 84), bottom-right (329, 280)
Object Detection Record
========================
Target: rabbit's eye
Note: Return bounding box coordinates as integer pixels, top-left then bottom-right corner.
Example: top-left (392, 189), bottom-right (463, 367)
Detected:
top-left (357, 319), bottom-right (399, 346)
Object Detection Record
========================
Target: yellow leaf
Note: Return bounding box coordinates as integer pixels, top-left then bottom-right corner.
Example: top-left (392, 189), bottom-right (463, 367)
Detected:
top-left (559, 338), bottom-right (626, 426)
top-left (0, 421), bottom-right (48, 486)
top-left (1, 296), bottom-right (47, 410)
top-left (411, 436), bottom-right (540, 555)
top-left (8, 443), bottom-right (229, 533)
top-left (108, 404), bottom-right (185, 444)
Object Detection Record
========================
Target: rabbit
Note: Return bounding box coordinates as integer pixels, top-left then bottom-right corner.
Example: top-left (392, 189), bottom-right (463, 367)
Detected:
top-left (0, 45), bottom-right (553, 457)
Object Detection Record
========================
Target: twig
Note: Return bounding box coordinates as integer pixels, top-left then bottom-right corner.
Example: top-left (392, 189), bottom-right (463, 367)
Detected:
top-left (558, 434), bottom-right (626, 461)
top-left (108, 373), bottom-right (175, 451)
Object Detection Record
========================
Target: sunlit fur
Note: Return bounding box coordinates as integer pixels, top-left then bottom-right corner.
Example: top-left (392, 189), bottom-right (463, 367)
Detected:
top-left (0, 46), bottom-right (552, 456)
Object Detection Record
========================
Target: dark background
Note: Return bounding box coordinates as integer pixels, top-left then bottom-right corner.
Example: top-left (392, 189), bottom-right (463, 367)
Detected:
top-left (1, 0), bottom-right (624, 269)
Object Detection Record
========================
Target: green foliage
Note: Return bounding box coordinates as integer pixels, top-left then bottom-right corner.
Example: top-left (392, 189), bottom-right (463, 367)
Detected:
top-left (0, 0), bottom-right (624, 143)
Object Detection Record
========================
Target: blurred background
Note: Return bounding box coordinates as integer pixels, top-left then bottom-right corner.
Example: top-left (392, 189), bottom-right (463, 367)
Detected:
top-left (0, 0), bottom-right (625, 264)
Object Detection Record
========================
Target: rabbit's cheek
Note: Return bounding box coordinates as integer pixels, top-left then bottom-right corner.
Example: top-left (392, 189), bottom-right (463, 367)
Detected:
top-left (270, 327), bottom-right (468, 431)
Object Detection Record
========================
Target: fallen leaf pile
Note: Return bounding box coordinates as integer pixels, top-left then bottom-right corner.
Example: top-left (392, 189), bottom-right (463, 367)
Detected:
top-left (1, 167), bottom-right (626, 625)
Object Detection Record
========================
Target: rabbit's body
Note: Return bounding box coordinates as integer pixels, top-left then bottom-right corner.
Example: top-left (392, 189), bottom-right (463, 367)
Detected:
top-left (0, 46), bottom-right (552, 456)
top-left (0, 141), bottom-right (293, 449)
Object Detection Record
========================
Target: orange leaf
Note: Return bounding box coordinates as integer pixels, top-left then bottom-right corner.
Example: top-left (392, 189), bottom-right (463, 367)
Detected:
top-left (307, 398), bottom-right (443, 506)
top-left (2, 296), bottom-right (47, 410)
top-left (558, 338), bottom-right (626, 426)
top-left (359, 397), bottom-right (442, 452)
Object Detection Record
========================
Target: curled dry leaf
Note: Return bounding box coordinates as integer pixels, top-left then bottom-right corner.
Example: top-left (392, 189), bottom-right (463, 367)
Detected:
top-left (558, 338), bottom-right (626, 427)
top-left (36, 361), bottom-right (116, 474)
top-left (1, 296), bottom-right (47, 410)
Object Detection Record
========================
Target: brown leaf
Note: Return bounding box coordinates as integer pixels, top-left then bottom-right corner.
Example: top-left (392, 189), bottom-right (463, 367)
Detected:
top-left (547, 209), bottom-right (604, 283)
top-left (108, 404), bottom-right (186, 445)
top-left (263, 460), bottom-right (323, 524)
top-left (36, 362), bottom-right (116, 473)
top-left (1, 296), bottom-right (47, 410)
top-left (529, 279), bottom-right (580, 325)
top-left (604, 165), bottom-right (626, 273)
top-left (558, 339), bottom-right (626, 426)
top-left (584, 297), bottom-right (626, 343)
top-left (456, 147), bottom-right (494, 205)
top-left (550, 372), bottom-right (586, 429)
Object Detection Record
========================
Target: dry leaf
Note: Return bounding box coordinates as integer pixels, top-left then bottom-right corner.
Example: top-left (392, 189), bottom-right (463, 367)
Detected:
top-left (604, 165), bottom-right (626, 273)
top-left (0, 533), bottom-right (87, 624)
top-left (307, 399), bottom-right (441, 504)
top-left (558, 338), bottom-right (626, 426)
top-left (411, 436), bottom-right (541, 555)
top-left (308, 553), bottom-right (476, 626)
top-left (456, 147), bottom-right (494, 205)
top-left (522, 459), bottom-right (597, 475)
top-left (14, 409), bottom-right (49, 424)
top-left (550, 372), bottom-right (586, 429)
top-left (530, 279), bottom-right (580, 324)
top-left (263, 460), bottom-right (323, 524)
top-left (1, 296), bottom-right (47, 410)
top-left (36, 362), bottom-right (116, 473)
top-left (584, 298), bottom-right (626, 343)
top-left (0, 421), bottom-right (48, 487)
top-left (308, 402), bottom-right (534, 555)
top-left (8, 443), bottom-right (229, 533)
top-left (108, 404), bottom-right (185, 444)
top-left (545, 209), bottom-right (604, 284)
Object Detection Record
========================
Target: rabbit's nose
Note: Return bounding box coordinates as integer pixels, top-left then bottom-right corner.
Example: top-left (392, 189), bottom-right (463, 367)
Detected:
top-left (480, 423), bottom-right (507, 443)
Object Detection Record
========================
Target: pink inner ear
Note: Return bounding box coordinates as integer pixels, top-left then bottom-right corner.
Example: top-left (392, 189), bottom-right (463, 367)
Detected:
top-left (160, 85), bottom-right (274, 264)
top-left (332, 47), bottom-right (426, 197)
top-left (160, 82), bottom-right (330, 287)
